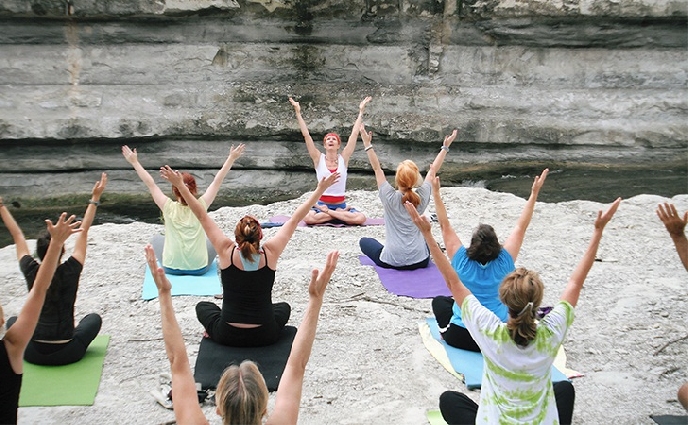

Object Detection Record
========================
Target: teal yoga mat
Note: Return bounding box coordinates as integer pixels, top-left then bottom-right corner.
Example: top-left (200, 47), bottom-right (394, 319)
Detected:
top-left (425, 318), bottom-right (568, 389)
top-left (18, 335), bottom-right (110, 407)
top-left (141, 261), bottom-right (220, 300)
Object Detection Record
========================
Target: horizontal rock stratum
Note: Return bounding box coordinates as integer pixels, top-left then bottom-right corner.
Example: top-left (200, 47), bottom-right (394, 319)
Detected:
top-left (0, 0), bottom-right (686, 202)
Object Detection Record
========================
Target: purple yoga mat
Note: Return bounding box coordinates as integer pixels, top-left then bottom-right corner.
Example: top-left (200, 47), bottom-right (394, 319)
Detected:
top-left (359, 255), bottom-right (451, 299)
top-left (265, 215), bottom-right (384, 227)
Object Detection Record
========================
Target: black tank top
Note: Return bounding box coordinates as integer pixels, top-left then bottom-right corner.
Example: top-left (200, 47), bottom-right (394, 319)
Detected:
top-left (220, 247), bottom-right (276, 325)
top-left (0, 339), bottom-right (22, 424)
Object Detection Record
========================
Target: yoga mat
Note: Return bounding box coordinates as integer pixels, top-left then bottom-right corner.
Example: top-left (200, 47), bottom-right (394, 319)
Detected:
top-left (264, 215), bottom-right (384, 228)
top-left (420, 319), bottom-right (571, 390)
top-left (18, 335), bottom-right (110, 407)
top-left (141, 260), bottom-right (220, 300)
top-left (427, 409), bottom-right (448, 425)
top-left (359, 255), bottom-right (451, 299)
top-left (194, 326), bottom-right (297, 392)
top-left (650, 415), bottom-right (688, 425)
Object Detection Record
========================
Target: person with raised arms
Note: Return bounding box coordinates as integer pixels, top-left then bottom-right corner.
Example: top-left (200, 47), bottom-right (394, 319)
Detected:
top-left (430, 169), bottom-right (548, 352)
top-left (405, 196), bottom-right (621, 424)
top-left (0, 213), bottom-right (82, 424)
top-left (122, 144), bottom-right (245, 275)
top-left (145, 244), bottom-right (339, 425)
top-left (289, 96), bottom-right (372, 226)
top-left (161, 163), bottom-right (338, 347)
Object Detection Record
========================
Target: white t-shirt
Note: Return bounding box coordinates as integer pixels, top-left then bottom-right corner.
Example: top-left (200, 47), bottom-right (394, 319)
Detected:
top-left (462, 295), bottom-right (574, 424)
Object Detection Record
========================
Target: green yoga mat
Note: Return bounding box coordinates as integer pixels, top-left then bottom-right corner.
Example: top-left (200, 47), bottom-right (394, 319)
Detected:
top-left (18, 335), bottom-right (110, 407)
top-left (427, 409), bottom-right (448, 425)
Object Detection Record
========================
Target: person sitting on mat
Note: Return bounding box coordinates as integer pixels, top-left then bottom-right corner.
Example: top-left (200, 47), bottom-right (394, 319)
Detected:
top-left (289, 95), bottom-right (371, 226)
top-left (0, 174), bottom-right (107, 366)
top-left (430, 169), bottom-right (548, 352)
top-left (407, 197), bottom-right (621, 425)
top-left (358, 123), bottom-right (457, 270)
top-left (146, 243), bottom-right (339, 425)
top-left (122, 143), bottom-right (245, 275)
top-left (0, 213), bottom-right (82, 424)
top-left (161, 164), bottom-right (338, 347)
top-left (655, 202), bottom-right (688, 411)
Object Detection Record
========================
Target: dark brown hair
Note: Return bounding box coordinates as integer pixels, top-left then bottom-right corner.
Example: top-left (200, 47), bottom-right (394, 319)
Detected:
top-left (466, 224), bottom-right (501, 264)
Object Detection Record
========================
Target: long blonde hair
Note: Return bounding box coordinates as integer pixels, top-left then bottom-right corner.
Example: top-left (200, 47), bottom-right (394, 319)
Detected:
top-left (498, 268), bottom-right (544, 347)
top-left (395, 160), bottom-right (422, 207)
top-left (215, 361), bottom-right (269, 425)
top-left (234, 216), bottom-right (262, 260)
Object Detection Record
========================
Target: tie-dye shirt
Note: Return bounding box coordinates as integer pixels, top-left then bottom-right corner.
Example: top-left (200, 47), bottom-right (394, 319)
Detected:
top-left (462, 295), bottom-right (574, 424)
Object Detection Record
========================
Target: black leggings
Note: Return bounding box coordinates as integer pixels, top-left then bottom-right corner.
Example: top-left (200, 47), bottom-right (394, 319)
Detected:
top-left (359, 237), bottom-right (429, 270)
top-left (432, 296), bottom-right (480, 352)
top-left (195, 301), bottom-right (291, 347)
top-left (7, 313), bottom-right (102, 366)
top-left (439, 381), bottom-right (575, 425)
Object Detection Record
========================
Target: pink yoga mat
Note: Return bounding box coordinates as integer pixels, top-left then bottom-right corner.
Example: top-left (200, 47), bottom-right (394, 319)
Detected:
top-left (359, 255), bottom-right (451, 299)
top-left (263, 215), bottom-right (384, 228)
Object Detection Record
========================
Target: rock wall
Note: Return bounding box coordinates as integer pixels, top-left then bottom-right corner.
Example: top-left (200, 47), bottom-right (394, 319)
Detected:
top-left (0, 0), bottom-right (686, 203)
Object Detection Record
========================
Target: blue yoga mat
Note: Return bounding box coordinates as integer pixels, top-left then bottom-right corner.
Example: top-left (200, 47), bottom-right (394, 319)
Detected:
top-left (359, 255), bottom-right (451, 299)
top-left (425, 318), bottom-right (568, 389)
top-left (141, 261), bottom-right (220, 300)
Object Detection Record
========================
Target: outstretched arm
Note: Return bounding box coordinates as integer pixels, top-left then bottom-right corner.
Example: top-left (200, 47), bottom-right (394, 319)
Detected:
top-left (0, 197), bottom-right (30, 260)
top-left (160, 166), bottom-right (232, 258)
top-left (405, 202), bottom-right (471, 304)
top-left (289, 97), bottom-right (321, 167)
top-left (431, 176), bottom-right (463, 258)
top-left (560, 198), bottom-right (621, 307)
top-left (4, 213), bottom-right (82, 372)
top-left (200, 144), bottom-right (245, 207)
top-left (145, 245), bottom-right (208, 425)
top-left (656, 203), bottom-right (688, 271)
top-left (72, 173), bottom-right (107, 265)
top-left (360, 123), bottom-right (387, 188)
top-left (503, 168), bottom-right (549, 261)
top-left (424, 130), bottom-right (458, 183)
top-left (122, 145), bottom-right (169, 210)
top-left (341, 96), bottom-right (372, 163)
top-left (268, 251), bottom-right (339, 425)
top-left (264, 173), bottom-right (339, 259)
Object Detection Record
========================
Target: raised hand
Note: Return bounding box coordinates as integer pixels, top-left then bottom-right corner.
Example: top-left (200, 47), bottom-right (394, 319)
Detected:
top-left (531, 168), bottom-right (549, 195)
top-left (121, 145), bottom-right (139, 165)
top-left (318, 172), bottom-right (340, 191)
top-left (159, 165), bottom-right (184, 187)
top-left (431, 175), bottom-right (441, 193)
top-left (46, 212), bottom-right (82, 245)
top-left (595, 197), bottom-right (622, 231)
top-left (657, 202), bottom-right (688, 237)
top-left (359, 123), bottom-right (373, 146)
top-left (145, 244), bottom-right (171, 294)
top-left (289, 97), bottom-right (301, 114)
top-left (443, 129), bottom-right (458, 149)
top-left (359, 96), bottom-right (373, 112)
top-left (91, 172), bottom-right (108, 199)
top-left (309, 250), bottom-right (339, 300)
top-left (404, 201), bottom-right (432, 234)
top-left (228, 143), bottom-right (246, 161)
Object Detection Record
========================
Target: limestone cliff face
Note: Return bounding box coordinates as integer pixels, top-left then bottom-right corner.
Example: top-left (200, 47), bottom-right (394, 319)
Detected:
top-left (0, 0), bottom-right (686, 202)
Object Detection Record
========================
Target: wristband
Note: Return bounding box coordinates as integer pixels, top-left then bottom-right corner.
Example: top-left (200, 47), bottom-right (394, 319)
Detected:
top-left (365, 145), bottom-right (374, 152)
top-left (88, 200), bottom-right (100, 206)
top-left (440, 145), bottom-right (449, 152)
